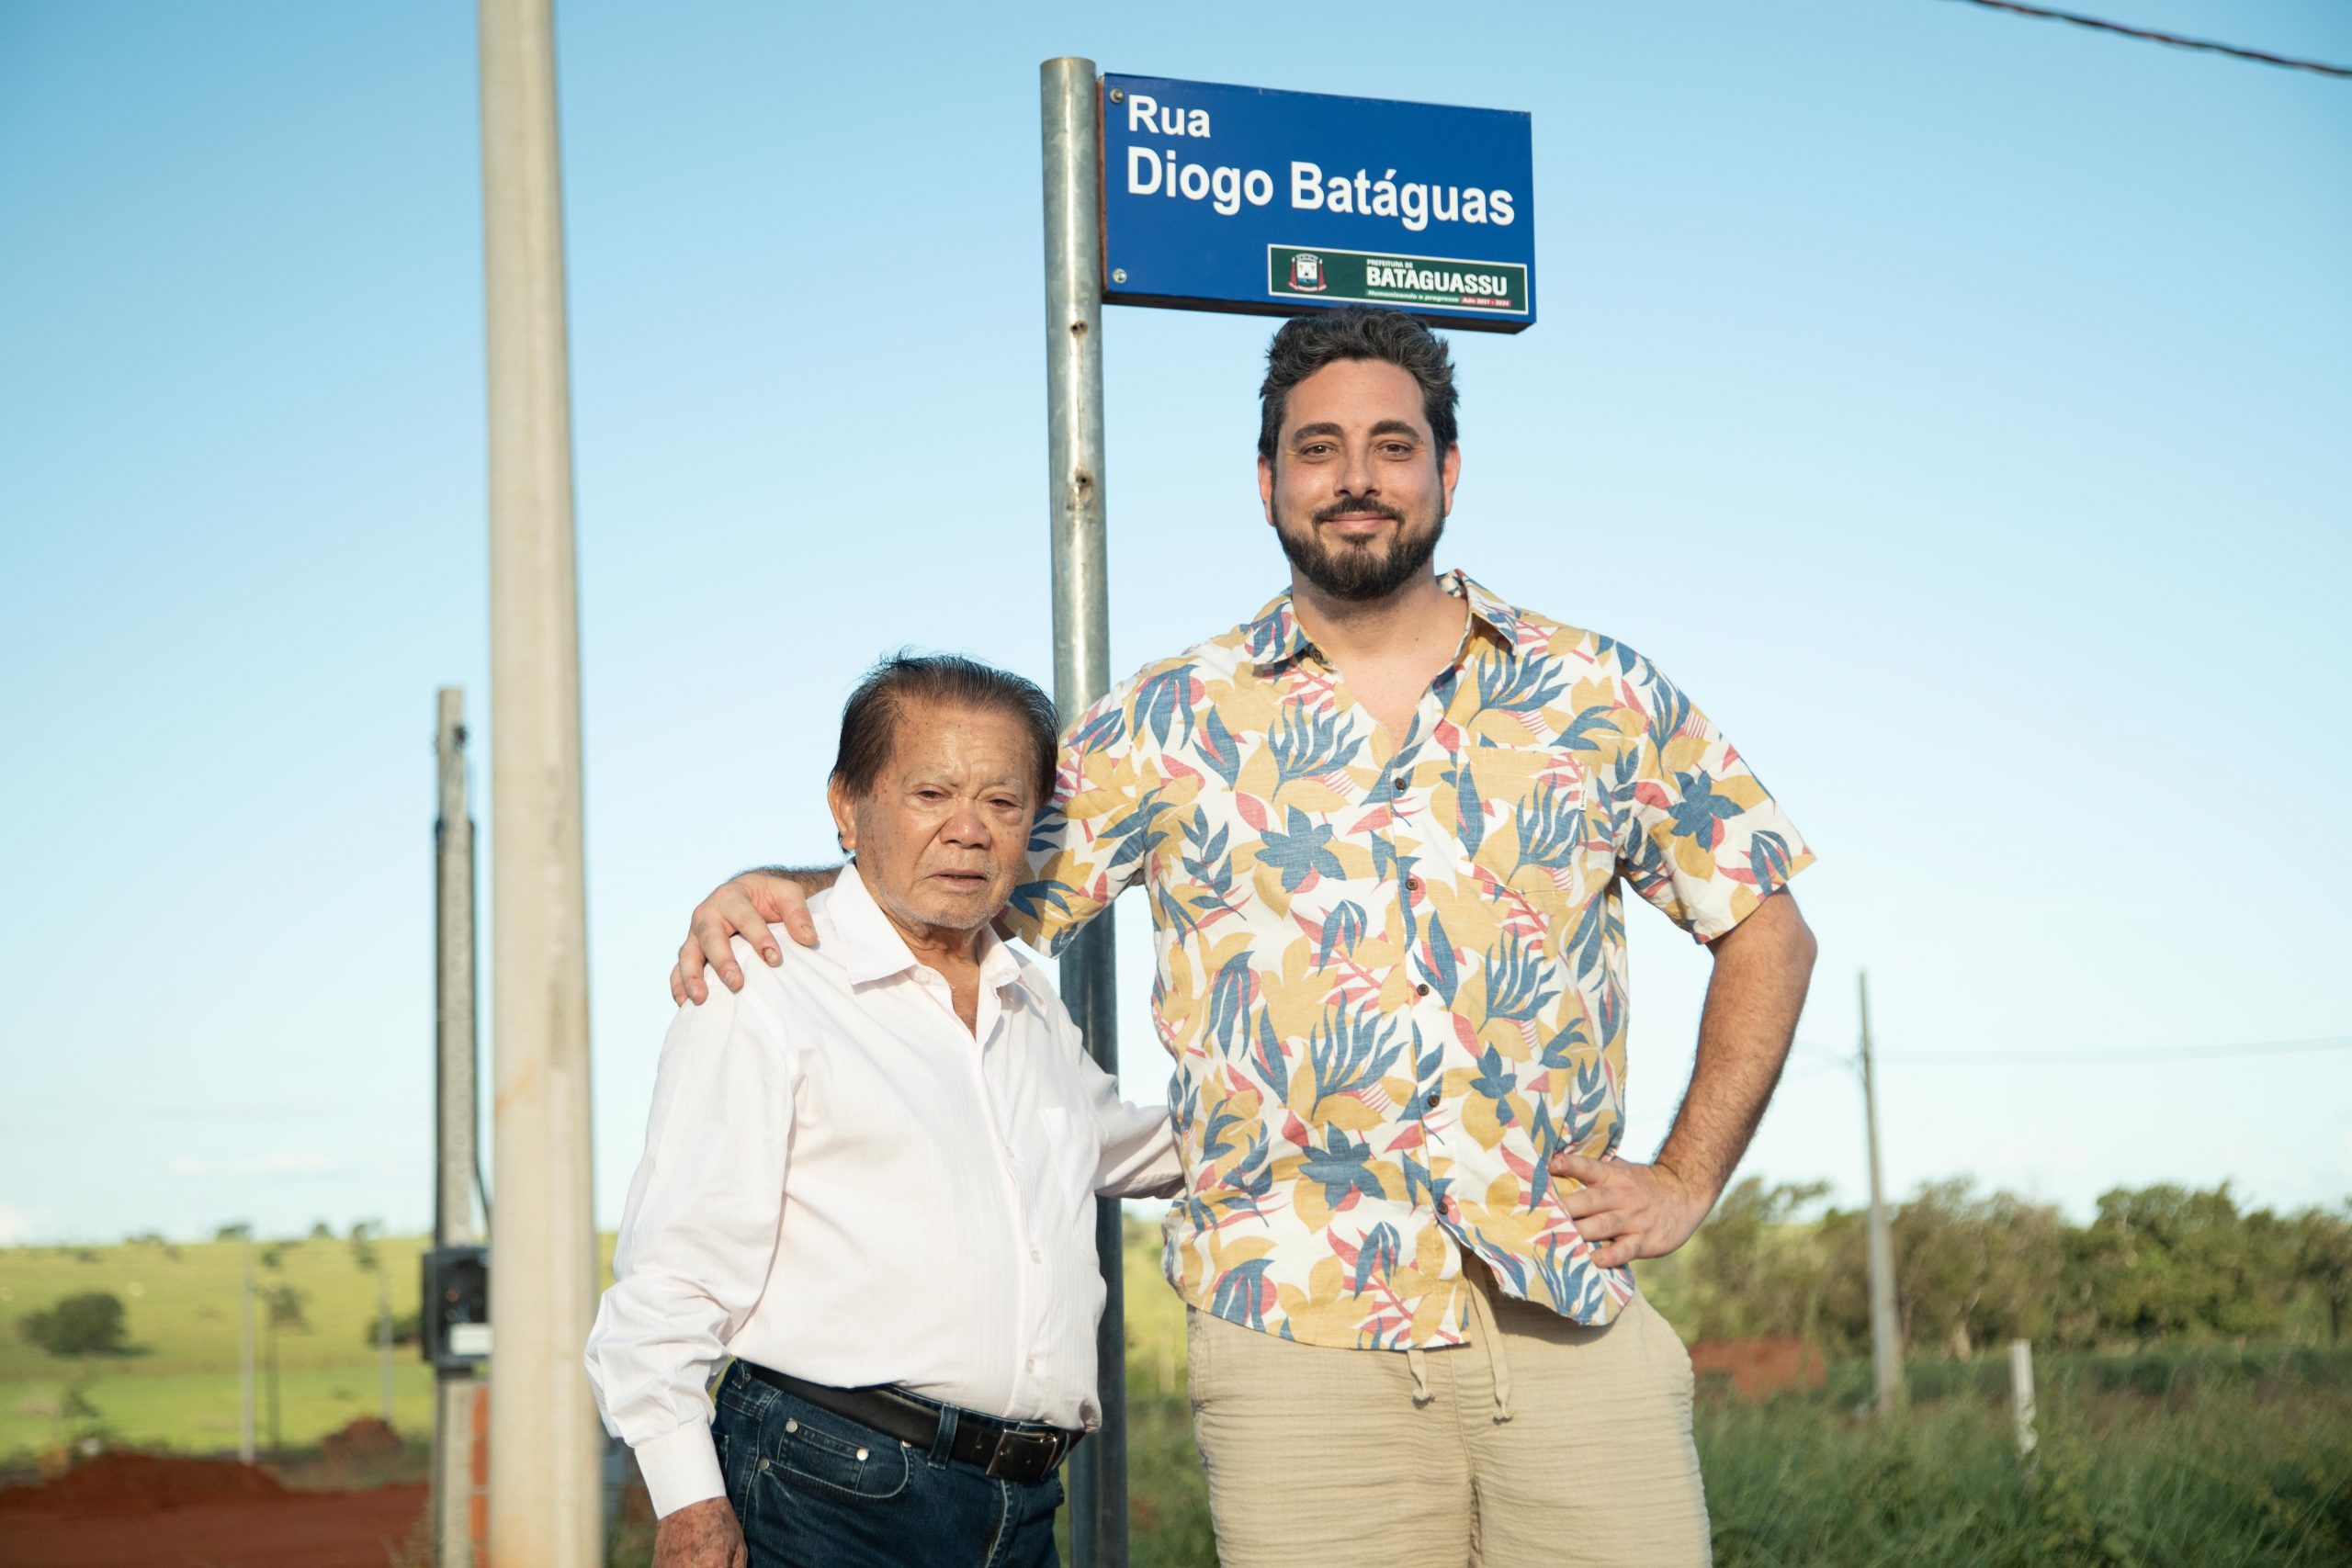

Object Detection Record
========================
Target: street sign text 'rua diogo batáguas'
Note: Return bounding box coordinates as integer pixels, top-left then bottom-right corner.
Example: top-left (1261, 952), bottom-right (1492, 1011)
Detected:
top-left (1100, 73), bottom-right (1533, 331)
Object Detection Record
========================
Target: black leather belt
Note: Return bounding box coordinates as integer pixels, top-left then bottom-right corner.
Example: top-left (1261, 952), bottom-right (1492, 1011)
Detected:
top-left (738, 1362), bottom-right (1080, 1485)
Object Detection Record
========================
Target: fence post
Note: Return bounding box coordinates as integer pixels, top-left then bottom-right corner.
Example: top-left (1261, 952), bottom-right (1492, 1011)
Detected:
top-left (2009, 1338), bottom-right (2038, 1461)
top-left (1859, 973), bottom-right (1905, 1417)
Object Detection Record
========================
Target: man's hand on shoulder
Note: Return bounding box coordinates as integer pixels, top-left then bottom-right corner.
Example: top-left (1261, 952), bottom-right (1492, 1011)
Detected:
top-left (652, 1496), bottom-right (746, 1568)
top-left (672, 868), bottom-right (839, 1006)
top-left (1548, 1151), bottom-right (1710, 1269)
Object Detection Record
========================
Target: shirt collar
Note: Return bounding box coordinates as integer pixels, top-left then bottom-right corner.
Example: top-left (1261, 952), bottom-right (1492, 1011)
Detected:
top-left (819, 861), bottom-right (1022, 992)
top-left (1241, 569), bottom-right (1526, 671)
top-left (1454, 571), bottom-right (1528, 651)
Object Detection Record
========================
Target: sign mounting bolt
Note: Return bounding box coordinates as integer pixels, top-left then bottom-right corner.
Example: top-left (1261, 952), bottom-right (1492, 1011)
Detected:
top-left (1108, 87), bottom-right (1124, 103)
top-left (1112, 267), bottom-right (1127, 284)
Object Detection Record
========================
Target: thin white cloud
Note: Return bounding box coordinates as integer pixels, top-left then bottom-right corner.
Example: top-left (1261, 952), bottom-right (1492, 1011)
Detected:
top-left (168, 1152), bottom-right (342, 1177)
top-left (0, 1201), bottom-right (55, 1245)
top-left (235, 1151), bottom-right (339, 1175)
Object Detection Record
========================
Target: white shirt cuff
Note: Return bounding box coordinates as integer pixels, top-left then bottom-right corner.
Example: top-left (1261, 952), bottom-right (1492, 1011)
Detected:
top-left (634, 1420), bottom-right (727, 1519)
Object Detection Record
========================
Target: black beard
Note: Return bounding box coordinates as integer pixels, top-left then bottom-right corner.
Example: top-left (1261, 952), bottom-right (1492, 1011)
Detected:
top-left (1273, 498), bottom-right (1445, 603)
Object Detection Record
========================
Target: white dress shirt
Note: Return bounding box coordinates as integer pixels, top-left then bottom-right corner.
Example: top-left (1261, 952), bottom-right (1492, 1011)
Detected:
top-left (585, 866), bottom-right (1182, 1517)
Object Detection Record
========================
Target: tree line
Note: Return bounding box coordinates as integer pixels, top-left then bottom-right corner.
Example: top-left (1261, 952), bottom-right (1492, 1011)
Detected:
top-left (1674, 1179), bottom-right (2352, 1357)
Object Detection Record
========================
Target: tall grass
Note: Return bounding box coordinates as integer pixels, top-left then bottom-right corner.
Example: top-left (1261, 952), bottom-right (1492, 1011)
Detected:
top-left (1701, 1378), bottom-right (2350, 1566)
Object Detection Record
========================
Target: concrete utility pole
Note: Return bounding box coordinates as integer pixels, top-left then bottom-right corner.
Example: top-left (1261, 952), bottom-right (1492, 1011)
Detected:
top-left (378, 1263), bottom-right (396, 1425)
top-left (479, 1), bottom-right (601, 1562)
top-left (238, 1241), bottom-right (255, 1464)
top-left (435, 687), bottom-right (483, 1568)
top-left (1040, 55), bottom-right (1127, 1568)
top-left (1859, 972), bottom-right (1905, 1417)
top-left (266, 1292), bottom-right (282, 1456)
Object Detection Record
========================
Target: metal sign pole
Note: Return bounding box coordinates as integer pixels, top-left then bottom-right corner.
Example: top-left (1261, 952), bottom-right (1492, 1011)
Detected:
top-left (480, 0), bottom-right (602, 1561)
top-left (434, 688), bottom-right (482, 1568)
top-left (1040, 55), bottom-right (1126, 1568)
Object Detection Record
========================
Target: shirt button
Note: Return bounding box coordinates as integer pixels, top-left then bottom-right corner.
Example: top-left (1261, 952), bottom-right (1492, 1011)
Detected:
top-left (1426, 1089), bottom-right (1442, 1109)
top-left (1415, 983), bottom-right (1430, 998)
top-left (1030, 1249), bottom-right (1043, 1264)
top-left (1407, 876), bottom-right (1422, 893)
top-left (1393, 774), bottom-right (1408, 790)
top-left (1025, 1358), bottom-right (1036, 1373)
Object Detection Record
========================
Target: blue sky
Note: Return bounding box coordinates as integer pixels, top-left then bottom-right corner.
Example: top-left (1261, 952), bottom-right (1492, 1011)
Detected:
top-left (1, 1), bottom-right (2346, 1245)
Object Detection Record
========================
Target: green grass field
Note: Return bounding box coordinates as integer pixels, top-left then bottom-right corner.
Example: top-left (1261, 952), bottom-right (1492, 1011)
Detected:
top-left (0, 1233), bottom-right (628, 1461)
top-left (9, 1231), bottom-right (2349, 1565)
top-left (0, 1235), bottom-right (447, 1459)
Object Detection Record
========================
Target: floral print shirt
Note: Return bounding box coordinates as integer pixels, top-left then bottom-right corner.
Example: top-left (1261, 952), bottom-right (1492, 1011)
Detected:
top-left (1006, 571), bottom-right (1814, 1348)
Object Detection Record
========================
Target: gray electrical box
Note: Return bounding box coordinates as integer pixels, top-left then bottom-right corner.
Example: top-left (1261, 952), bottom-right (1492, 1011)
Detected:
top-left (422, 1244), bottom-right (490, 1371)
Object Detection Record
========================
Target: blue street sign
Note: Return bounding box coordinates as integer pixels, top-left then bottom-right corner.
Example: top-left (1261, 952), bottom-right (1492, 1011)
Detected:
top-left (1100, 73), bottom-right (1534, 332)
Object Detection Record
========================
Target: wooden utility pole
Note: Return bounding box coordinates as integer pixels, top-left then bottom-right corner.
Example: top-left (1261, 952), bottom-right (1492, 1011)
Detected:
top-left (433, 695), bottom-right (486, 1568)
top-left (478, 0), bottom-right (601, 1562)
top-left (434, 688), bottom-right (486, 1567)
top-left (1859, 972), bottom-right (1905, 1416)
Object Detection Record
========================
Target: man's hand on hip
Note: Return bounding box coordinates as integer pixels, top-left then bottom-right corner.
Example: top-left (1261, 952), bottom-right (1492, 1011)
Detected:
top-left (1550, 892), bottom-right (1818, 1269)
top-left (652, 1497), bottom-right (747, 1568)
top-left (1549, 1151), bottom-right (1709, 1269)
top-left (672, 871), bottom-right (825, 1005)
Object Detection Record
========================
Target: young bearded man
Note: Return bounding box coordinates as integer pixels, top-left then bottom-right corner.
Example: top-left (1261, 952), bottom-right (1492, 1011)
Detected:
top-left (590, 655), bottom-right (1180, 1568)
top-left (669, 307), bottom-right (1818, 1567)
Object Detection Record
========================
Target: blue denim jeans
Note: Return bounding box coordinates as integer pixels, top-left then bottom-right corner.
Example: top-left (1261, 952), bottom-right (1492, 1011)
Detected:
top-left (712, 1361), bottom-right (1064, 1568)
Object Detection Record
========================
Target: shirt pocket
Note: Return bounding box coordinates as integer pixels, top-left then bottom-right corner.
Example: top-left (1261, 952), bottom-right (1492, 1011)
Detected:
top-left (1449, 746), bottom-right (1590, 898)
top-left (1033, 1104), bottom-right (1098, 1220)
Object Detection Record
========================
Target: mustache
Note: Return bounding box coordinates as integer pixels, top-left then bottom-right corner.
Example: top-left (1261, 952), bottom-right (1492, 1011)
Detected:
top-left (1310, 494), bottom-right (1406, 525)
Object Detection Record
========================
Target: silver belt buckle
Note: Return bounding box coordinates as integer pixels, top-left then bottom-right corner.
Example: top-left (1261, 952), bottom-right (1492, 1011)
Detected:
top-left (983, 1426), bottom-right (1062, 1481)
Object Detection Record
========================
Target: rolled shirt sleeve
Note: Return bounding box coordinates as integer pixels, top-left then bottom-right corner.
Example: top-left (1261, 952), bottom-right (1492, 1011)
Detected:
top-left (585, 941), bottom-right (800, 1517)
top-left (1003, 682), bottom-right (1159, 956)
top-left (1077, 1049), bottom-right (1182, 1201)
top-left (1616, 665), bottom-right (1815, 943)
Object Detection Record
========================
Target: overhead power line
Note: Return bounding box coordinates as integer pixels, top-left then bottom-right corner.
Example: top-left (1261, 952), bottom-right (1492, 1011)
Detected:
top-left (1883, 1034), bottom-right (2352, 1066)
top-left (1792, 1033), bottom-right (2352, 1068)
top-left (1941, 0), bottom-right (2352, 78)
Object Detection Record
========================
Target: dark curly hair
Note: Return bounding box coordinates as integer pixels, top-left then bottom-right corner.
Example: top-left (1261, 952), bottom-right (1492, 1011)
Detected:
top-left (1257, 305), bottom-right (1460, 462)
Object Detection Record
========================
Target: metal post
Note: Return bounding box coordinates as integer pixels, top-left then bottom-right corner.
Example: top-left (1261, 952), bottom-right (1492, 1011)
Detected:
top-left (2008, 1338), bottom-right (2038, 1458)
top-left (238, 1241), bottom-right (255, 1464)
top-left (479, 2), bottom-right (601, 1562)
top-left (435, 688), bottom-right (481, 1568)
top-left (1859, 972), bottom-right (1904, 1417)
top-left (1041, 55), bottom-right (1125, 1568)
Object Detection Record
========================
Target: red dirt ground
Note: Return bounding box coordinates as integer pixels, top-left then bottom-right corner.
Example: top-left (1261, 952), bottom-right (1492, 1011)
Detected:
top-left (0, 1454), bottom-right (425, 1568)
top-left (1688, 1335), bottom-right (1830, 1398)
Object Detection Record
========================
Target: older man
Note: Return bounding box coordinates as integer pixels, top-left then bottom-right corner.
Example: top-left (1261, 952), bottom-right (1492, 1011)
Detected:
top-left (587, 653), bottom-right (1180, 1568)
top-left (673, 306), bottom-right (1818, 1566)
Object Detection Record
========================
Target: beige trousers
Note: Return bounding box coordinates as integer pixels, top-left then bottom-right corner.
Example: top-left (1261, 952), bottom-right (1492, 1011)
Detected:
top-left (1186, 1266), bottom-right (1710, 1568)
